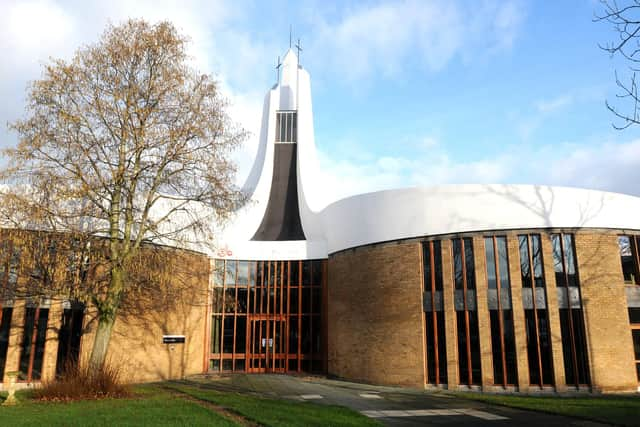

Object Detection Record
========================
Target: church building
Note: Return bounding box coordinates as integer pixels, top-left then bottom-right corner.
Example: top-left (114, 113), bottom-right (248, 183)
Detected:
top-left (1, 48), bottom-right (640, 393)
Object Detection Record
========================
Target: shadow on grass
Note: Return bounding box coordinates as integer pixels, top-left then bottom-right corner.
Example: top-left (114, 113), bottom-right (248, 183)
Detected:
top-left (452, 392), bottom-right (640, 427)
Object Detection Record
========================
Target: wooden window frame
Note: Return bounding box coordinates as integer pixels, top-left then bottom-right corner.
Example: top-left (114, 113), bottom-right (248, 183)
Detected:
top-left (518, 234), bottom-right (554, 387)
top-left (552, 233), bottom-right (590, 388)
top-left (619, 235), bottom-right (640, 285)
top-left (208, 258), bottom-right (325, 374)
top-left (18, 306), bottom-right (49, 382)
top-left (485, 235), bottom-right (517, 387)
top-left (422, 240), bottom-right (446, 386)
top-left (632, 324), bottom-right (640, 384)
top-left (453, 237), bottom-right (480, 386)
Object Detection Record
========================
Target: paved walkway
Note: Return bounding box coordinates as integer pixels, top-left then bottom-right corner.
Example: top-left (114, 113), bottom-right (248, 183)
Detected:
top-left (179, 374), bottom-right (608, 426)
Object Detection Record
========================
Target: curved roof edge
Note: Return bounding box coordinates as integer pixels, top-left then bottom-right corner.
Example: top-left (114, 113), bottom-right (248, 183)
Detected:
top-left (319, 184), bottom-right (640, 254)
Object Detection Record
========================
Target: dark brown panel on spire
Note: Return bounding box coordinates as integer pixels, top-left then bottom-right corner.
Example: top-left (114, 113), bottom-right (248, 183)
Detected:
top-left (252, 144), bottom-right (306, 241)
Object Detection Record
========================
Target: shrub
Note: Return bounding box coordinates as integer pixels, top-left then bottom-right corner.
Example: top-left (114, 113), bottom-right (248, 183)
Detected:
top-left (34, 363), bottom-right (130, 401)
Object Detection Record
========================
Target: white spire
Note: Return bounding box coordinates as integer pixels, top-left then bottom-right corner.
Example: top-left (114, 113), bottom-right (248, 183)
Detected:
top-left (278, 49), bottom-right (298, 111)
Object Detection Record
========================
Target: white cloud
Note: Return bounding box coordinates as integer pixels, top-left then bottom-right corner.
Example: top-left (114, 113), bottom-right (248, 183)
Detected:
top-left (536, 94), bottom-right (573, 113)
top-left (305, 0), bottom-right (526, 82)
top-left (317, 135), bottom-right (640, 203)
top-left (0, 0), bottom-right (270, 186)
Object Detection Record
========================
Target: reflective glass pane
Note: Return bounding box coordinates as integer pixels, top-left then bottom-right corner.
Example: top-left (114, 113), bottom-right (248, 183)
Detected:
top-left (225, 260), bottom-right (236, 286)
top-left (237, 261), bottom-right (249, 286)
top-left (249, 261), bottom-right (256, 287)
top-left (292, 112), bottom-right (297, 142)
top-left (0, 307), bottom-right (13, 379)
top-left (497, 237), bottom-right (510, 291)
top-left (552, 235), bottom-right (565, 287)
top-left (464, 238), bottom-right (476, 290)
top-left (224, 289), bottom-right (236, 313)
top-left (289, 288), bottom-right (299, 314)
top-left (214, 259), bottom-right (225, 286)
top-left (289, 316), bottom-right (298, 354)
top-left (290, 261), bottom-right (300, 285)
top-left (275, 113), bottom-right (282, 142)
top-left (423, 242), bottom-right (432, 292)
top-left (519, 235), bottom-right (531, 288)
top-left (311, 260), bottom-right (323, 285)
top-left (532, 235), bottom-right (545, 288)
top-left (619, 236), bottom-right (635, 283)
top-left (237, 289), bottom-right (248, 313)
top-left (563, 234), bottom-right (578, 288)
top-left (31, 309), bottom-right (49, 380)
top-left (434, 241), bottom-right (443, 291)
top-left (453, 239), bottom-right (463, 290)
top-left (223, 317), bottom-right (234, 353)
top-left (19, 307), bottom-right (36, 380)
top-left (211, 288), bottom-right (223, 313)
top-left (302, 261), bottom-right (312, 286)
top-left (235, 317), bottom-right (246, 353)
top-left (485, 238), bottom-right (497, 289)
top-left (211, 316), bottom-right (221, 353)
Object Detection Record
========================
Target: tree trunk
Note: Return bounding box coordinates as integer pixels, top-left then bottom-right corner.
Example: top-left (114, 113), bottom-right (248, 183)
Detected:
top-left (88, 315), bottom-right (116, 371)
top-left (88, 265), bottom-right (124, 371)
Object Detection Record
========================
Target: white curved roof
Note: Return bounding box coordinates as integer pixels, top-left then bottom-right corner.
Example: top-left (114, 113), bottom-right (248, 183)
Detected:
top-left (319, 184), bottom-right (640, 254)
top-left (210, 51), bottom-right (640, 260)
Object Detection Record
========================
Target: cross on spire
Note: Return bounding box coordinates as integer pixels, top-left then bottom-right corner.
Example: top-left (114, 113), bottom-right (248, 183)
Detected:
top-left (295, 38), bottom-right (303, 65)
top-left (275, 55), bottom-right (282, 83)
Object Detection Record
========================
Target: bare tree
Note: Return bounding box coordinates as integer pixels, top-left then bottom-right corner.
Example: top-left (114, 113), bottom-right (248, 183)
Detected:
top-left (595, 0), bottom-right (640, 128)
top-left (1, 19), bottom-right (244, 371)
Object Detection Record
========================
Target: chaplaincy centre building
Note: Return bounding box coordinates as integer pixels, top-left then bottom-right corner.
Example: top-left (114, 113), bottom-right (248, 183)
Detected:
top-left (1, 48), bottom-right (640, 394)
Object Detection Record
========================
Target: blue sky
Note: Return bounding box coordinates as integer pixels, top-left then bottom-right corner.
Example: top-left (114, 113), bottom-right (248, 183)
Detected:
top-left (2, 0), bottom-right (640, 203)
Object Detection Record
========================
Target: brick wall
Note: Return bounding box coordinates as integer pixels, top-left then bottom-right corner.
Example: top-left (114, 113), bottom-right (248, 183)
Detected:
top-left (327, 242), bottom-right (425, 387)
top-left (79, 249), bottom-right (210, 383)
top-left (0, 239), bottom-right (210, 387)
top-left (327, 229), bottom-right (638, 393)
top-left (574, 232), bottom-right (637, 392)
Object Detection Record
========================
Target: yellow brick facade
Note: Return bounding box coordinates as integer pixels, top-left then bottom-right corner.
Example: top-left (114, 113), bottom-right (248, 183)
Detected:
top-left (327, 229), bottom-right (639, 393)
top-left (0, 244), bottom-right (210, 388)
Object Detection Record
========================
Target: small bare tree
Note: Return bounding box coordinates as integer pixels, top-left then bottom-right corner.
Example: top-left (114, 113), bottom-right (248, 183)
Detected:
top-left (1, 19), bottom-right (244, 371)
top-left (596, 0), bottom-right (640, 128)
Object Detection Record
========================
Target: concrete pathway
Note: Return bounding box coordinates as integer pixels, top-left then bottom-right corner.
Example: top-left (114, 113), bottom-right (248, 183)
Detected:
top-left (179, 374), bottom-right (609, 426)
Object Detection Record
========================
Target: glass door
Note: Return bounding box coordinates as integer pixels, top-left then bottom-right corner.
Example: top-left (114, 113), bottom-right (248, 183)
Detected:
top-left (248, 318), bottom-right (286, 373)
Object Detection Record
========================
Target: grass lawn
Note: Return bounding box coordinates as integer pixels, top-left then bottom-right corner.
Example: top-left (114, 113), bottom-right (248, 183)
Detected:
top-left (0, 383), bottom-right (378, 427)
top-left (165, 383), bottom-right (381, 427)
top-left (0, 387), bottom-right (237, 426)
top-left (454, 392), bottom-right (640, 427)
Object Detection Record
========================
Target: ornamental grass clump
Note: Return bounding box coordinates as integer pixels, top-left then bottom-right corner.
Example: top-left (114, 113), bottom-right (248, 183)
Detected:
top-left (34, 363), bottom-right (129, 401)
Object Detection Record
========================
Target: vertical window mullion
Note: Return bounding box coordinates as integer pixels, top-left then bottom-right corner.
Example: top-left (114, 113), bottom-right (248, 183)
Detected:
top-left (461, 239), bottom-right (473, 385)
top-left (559, 235), bottom-right (580, 386)
top-left (495, 237), bottom-right (508, 387)
top-left (429, 243), bottom-right (440, 385)
top-left (27, 307), bottom-right (40, 382)
top-left (527, 236), bottom-right (544, 387)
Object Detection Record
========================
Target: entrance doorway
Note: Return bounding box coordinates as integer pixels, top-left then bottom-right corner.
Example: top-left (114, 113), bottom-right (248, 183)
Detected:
top-left (248, 317), bottom-right (286, 373)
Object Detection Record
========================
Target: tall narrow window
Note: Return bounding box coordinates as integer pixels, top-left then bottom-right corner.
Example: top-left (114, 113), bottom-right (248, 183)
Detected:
top-left (275, 111), bottom-right (297, 142)
top-left (629, 308), bottom-right (640, 382)
top-left (552, 233), bottom-right (590, 387)
top-left (519, 234), bottom-right (554, 387)
top-left (453, 237), bottom-right (481, 386)
top-left (19, 306), bottom-right (49, 381)
top-left (619, 235), bottom-right (640, 285)
top-left (485, 236), bottom-right (518, 386)
top-left (422, 241), bottom-right (447, 385)
top-left (55, 302), bottom-right (85, 376)
top-left (0, 306), bottom-right (13, 379)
